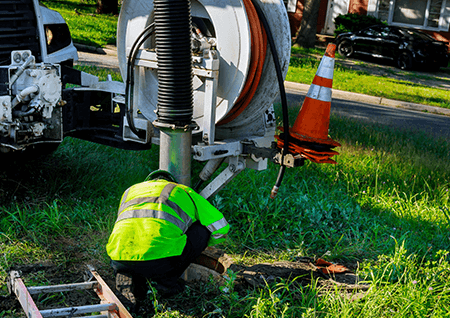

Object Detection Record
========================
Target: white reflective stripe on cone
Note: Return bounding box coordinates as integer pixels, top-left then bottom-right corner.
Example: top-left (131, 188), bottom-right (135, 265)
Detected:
top-left (316, 55), bottom-right (335, 79)
top-left (306, 84), bottom-right (332, 102)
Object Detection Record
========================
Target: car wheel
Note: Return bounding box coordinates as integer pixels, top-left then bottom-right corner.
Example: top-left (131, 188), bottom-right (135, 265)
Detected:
top-left (397, 51), bottom-right (413, 70)
top-left (337, 40), bottom-right (354, 58)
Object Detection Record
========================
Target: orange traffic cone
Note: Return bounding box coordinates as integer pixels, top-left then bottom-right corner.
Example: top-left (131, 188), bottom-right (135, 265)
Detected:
top-left (277, 43), bottom-right (340, 164)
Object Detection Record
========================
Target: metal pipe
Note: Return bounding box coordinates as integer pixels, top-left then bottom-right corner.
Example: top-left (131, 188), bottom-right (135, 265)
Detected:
top-left (10, 56), bottom-right (35, 86)
top-left (13, 108), bottom-right (36, 118)
top-left (159, 128), bottom-right (192, 186)
top-left (194, 158), bottom-right (224, 191)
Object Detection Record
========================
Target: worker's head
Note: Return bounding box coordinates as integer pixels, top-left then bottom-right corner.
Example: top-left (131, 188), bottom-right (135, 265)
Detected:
top-left (146, 169), bottom-right (177, 183)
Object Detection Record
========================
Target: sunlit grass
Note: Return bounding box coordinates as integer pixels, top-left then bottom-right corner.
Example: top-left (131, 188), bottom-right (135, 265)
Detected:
top-left (0, 240), bottom-right (56, 289)
top-left (1, 98), bottom-right (450, 316)
top-left (41, 0), bottom-right (117, 48)
top-left (287, 53), bottom-right (450, 109)
top-left (74, 64), bottom-right (122, 82)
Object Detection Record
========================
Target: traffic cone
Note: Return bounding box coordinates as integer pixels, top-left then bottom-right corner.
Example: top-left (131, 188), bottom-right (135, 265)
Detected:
top-left (277, 43), bottom-right (340, 164)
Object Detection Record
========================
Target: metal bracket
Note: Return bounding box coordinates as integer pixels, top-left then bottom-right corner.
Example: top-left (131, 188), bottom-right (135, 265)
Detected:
top-left (199, 156), bottom-right (246, 199)
top-left (273, 152), bottom-right (305, 168)
top-left (123, 115), bottom-right (153, 144)
top-left (193, 140), bottom-right (242, 161)
top-left (241, 142), bottom-right (278, 161)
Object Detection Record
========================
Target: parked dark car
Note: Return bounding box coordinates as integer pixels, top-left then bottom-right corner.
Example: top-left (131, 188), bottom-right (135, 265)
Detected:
top-left (335, 25), bottom-right (449, 71)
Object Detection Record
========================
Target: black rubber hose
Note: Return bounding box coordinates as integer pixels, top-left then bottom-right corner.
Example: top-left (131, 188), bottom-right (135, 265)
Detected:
top-left (125, 23), bottom-right (155, 137)
top-left (154, 0), bottom-right (193, 126)
top-left (250, 0), bottom-right (290, 198)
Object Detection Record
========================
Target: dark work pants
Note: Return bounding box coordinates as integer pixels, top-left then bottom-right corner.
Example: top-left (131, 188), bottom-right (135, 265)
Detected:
top-left (111, 221), bottom-right (210, 289)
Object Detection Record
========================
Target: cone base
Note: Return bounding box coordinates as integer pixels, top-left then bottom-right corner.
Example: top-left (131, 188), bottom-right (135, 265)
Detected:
top-left (278, 126), bottom-right (341, 148)
top-left (276, 136), bottom-right (338, 164)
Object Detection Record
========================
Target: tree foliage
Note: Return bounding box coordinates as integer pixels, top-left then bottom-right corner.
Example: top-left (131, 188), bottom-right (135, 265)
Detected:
top-left (334, 13), bottom-right (386, 35)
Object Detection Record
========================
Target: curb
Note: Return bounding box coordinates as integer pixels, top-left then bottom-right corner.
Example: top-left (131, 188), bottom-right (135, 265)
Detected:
top-left (284, 81), bottom-right (450, 117)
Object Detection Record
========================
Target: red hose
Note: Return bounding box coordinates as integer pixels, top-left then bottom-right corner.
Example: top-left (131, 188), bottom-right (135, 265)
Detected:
top-left (217, 0), bottom-right (267, 125)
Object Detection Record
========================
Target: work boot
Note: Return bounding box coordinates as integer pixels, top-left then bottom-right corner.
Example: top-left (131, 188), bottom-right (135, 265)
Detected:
top-left (115, 272), bottom-right (137, 312)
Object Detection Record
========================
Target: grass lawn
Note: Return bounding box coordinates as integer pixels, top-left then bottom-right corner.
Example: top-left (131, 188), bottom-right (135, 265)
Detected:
top-left (1, 103), bottom-right (449, 316)
top-left (41, 0), bottom-right (117, 48)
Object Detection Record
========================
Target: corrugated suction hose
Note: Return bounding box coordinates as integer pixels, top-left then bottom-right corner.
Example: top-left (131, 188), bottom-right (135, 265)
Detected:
top-left (154, 0), bottom-right (193, 126)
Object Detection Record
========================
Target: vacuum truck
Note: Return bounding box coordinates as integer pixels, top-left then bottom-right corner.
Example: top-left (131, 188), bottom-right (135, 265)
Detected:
top-left (1, 0), bottom-right (338, 198)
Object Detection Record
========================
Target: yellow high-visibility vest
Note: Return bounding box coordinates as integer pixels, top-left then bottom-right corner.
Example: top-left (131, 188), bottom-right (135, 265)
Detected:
top-left (106, 180), bottom-right (229, 261)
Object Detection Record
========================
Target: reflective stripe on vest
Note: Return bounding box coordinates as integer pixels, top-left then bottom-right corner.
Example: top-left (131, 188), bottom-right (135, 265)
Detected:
top-left (117, 183), bottom-right (193, 233)
top-left (120, 182), bottom-right (175, 209)
top-left (116, 209), bottom-right (190, 233)
top-left (206, 217), bottom-right (228, 233)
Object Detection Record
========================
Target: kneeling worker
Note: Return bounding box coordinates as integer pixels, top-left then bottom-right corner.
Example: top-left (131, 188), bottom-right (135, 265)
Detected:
top-left (106, 170), bottom-right (229, 309)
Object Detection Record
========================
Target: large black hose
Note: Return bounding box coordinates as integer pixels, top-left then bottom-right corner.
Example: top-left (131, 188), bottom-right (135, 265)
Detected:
top-left (250, 0), bottom-right (290, 199)
top-left (154, 0), bottom-right (193, 126)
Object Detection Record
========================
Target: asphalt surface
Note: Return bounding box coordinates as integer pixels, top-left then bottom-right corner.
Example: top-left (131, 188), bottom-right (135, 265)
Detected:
top-left (76, 44), bottom-right (450, 139)
top-left (77, 48), bottom-right (121, 72)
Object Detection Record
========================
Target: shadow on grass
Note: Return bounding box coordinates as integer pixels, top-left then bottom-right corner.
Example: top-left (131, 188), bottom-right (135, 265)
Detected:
top-left (0, 138), bottom-right (159, 207)
top-left (75, 38), bottom-right (107, 48)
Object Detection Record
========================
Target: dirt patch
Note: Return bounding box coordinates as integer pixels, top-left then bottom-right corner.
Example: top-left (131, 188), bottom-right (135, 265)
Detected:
top-left (2, 254), bottom-right (369, 317)
top-left (240, 260), bottom-right (365, 290)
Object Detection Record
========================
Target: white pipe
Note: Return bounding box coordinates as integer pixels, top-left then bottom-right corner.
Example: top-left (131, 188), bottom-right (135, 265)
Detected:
top-left (12, 85), bottom-right (39, 108)
top-left (9, 55), bottom-right (35, 86)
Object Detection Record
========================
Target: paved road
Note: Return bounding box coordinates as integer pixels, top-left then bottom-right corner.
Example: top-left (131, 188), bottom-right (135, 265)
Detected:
top-left (77, 50), bottom-right (121, 72)
top-left (283, 88), bottom-right (450, 139)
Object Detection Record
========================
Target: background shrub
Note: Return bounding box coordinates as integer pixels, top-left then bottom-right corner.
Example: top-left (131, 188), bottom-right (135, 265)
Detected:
top-left (334, 13), bottom-right (386, 35)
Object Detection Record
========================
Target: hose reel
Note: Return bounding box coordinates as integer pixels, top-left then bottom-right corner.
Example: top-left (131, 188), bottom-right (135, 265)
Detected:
top-left (117, 0), bottom-right (291, 140)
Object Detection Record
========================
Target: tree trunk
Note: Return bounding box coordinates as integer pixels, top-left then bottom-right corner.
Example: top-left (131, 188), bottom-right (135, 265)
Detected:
top-left (97, 0), bottom-right (119, 15)
top-left (294, 0), bottom-right (321, 48)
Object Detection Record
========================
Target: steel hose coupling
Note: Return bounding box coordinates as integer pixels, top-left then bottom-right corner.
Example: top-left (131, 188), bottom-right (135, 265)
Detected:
top-left (270, 185), bottom-right (279, 199)
top-left (152, 120), bottom-right (199, 132)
